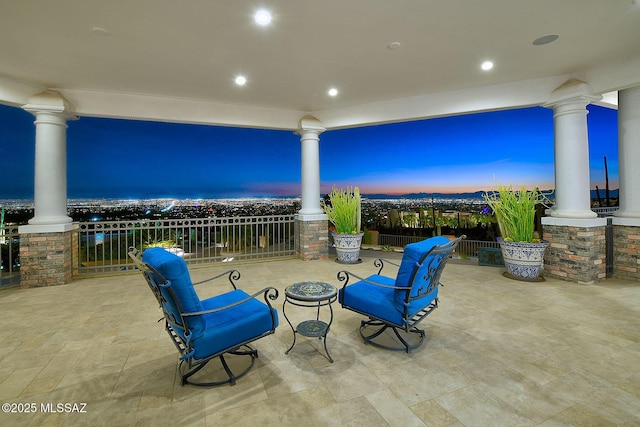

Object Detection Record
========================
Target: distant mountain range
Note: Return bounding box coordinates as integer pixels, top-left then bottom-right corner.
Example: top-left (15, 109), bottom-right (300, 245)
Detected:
top-left (362, 189), bottom-right (618, 201)
top-left (362, 191), bottom-right (489, 200)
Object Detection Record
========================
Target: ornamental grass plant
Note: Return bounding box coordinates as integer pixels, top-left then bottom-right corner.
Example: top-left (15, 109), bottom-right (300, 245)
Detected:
top-left (483, 183), bottom-right (549, 243)
top-left (322, 186), bottom-right (361, 234)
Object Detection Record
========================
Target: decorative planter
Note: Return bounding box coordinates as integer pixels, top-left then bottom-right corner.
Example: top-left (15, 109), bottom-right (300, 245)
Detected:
top-left (332, 231), bottom-right (364, 264)
top-left (500, 240), bottom-right (549, 281)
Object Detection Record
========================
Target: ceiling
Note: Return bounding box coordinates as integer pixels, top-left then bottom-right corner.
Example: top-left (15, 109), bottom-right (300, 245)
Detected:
top-left (1, 0), bottom-right (639, 130)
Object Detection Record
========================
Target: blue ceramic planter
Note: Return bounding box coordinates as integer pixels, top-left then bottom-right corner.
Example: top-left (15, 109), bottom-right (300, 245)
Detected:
top-left (332, 231), bottom-right (364, 264)
top-left (500, 240), bottom-right (549, 280)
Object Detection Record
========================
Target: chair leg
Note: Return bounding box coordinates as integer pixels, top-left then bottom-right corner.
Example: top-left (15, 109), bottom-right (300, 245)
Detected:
top-left (180, 345), bottom-right (258, 387)
top-left (359, 320), bottom-right (425, 353)
top-left (359, 319), bottom-right (389, 344)
top-left (391, 326), bottom-right (425, 353)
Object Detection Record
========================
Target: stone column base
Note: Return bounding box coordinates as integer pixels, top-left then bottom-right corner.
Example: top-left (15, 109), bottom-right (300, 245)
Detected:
top-left (18, 226), bottom-right (78, 288)
top-left (612, 224), bottom-right (640, 280)
top-left (541, 218), bottom-right (607, 285)
top-left (295, 216), bottom-right (328, 261)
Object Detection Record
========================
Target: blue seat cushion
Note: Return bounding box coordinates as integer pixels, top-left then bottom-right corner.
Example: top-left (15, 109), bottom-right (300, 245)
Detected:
top-left (339, 275), bottom-right (405, 326)
top-left (394, 237), bottom-right (448, 315)
top-left (193, 290), bottom-right (279, 360)
top-left (142, 247), bottom-right (205, 339)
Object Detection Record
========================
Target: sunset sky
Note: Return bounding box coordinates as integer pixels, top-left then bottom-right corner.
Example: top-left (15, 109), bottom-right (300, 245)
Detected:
top-left (0, 103), bottom-right (618, 200)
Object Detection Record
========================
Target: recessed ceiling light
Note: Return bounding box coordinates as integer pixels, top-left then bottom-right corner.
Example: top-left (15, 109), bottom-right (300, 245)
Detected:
top-left (254, 9), bottom-right (272, 26)
top-left (234, 75), bottom-right (247, 86)
top-left (328, 88), bottom-right (338, 97)
top-left (481, 61), bottom-right (494, 71)
top-left (532, 34), bottom-right (559, 46)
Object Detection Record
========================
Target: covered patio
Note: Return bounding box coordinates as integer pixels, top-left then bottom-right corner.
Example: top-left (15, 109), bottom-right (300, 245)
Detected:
top-left (2, 2), bottom-right (640, 425)
top-left (1, 253), bottom-right (639, 425)
top-left (1, 1), bottom-right (640, 286)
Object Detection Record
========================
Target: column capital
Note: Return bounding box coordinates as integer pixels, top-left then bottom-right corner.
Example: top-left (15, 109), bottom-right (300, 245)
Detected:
top-left (543, 79), bottom-right (601, 109)
top-left (22, 90), bottom-right (77, 120)
top-left (296, 115), bottom-right (325, 136)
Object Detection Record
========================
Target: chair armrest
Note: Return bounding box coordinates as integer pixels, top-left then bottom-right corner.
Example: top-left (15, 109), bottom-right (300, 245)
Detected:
top-left (336, 256), bottom-right (400, 286)
top-left (182, 286), bottom-right (280, 317)
top-left (192, 270), bottom-right (240, 290)
top-left (373, 258), bottom-right (400, 275)
top-left (337, 270), bottom-right (405, 290)
top-left (128, 247), bottom-right (146, 270)
top-left (129, 247), bottom-right (240, 290)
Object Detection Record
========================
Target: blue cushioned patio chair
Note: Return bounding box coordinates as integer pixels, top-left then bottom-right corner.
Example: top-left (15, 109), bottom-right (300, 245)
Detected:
top-left (338, 235), bottom-right (464, 353)
top-left (129, 247), bottom-right (279, 386)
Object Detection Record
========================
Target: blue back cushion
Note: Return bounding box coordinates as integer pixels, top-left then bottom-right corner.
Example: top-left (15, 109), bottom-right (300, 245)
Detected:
top-left (394, 236), bottom-right (450, 314)
top-left (142, 248), bottom-right (205, 339)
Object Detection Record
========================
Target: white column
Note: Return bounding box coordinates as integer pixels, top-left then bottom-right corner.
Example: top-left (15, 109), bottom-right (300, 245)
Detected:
top-left (614, 85), bottom-right (640, 224)
top-left (20, 91), bottom-right (76, 232)
top-left (544, 79), bottom-right (600, 219)
top-left (296, 116), bottom-right (326, 219)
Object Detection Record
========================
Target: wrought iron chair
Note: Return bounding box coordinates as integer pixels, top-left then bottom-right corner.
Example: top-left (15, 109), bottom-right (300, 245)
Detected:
top-left (338, 235), bottom-right (464, 353)
top-left (129, 247), bottom-right (279, 386)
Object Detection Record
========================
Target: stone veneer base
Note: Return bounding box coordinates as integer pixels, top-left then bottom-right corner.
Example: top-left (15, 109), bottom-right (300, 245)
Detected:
top-left (542, 223), bottom-right (606, 285)
top-left (19, 228), bottom-right (78, 288)
top-left (295, 218), bottom-right (328, 261)
top-left (613, 225), bottom-right (640, 280)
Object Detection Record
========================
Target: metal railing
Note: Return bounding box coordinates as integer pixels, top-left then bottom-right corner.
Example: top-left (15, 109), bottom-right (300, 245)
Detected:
top-left (606, 217), bottom-right (613, 277)
top-left (589, 208), bottom-right (617, 276)
top-left (0, 224), bottom-right (20, 287)
top-left (593, 206), bottom-right (619, 217)
top-left (377, 233), bottom-right (426, 248)
top-left (376, 233), bottom-right (500, 258)
top-left (77, 215), bottom-right (296, 276)
top-left (457, 239), bottom-right (501, 258)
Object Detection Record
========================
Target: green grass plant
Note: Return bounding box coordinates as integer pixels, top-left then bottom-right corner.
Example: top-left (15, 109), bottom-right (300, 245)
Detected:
top-left (483, 183), bottom-right (548, 243)
top-left (322, 186), bottom-right (361, 234)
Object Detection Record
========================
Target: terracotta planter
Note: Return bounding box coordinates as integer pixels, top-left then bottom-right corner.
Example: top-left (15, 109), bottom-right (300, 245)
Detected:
top-left (500, 240), bottom-right (549, 281)
top-left (332, 231), bottom-right (363, 264)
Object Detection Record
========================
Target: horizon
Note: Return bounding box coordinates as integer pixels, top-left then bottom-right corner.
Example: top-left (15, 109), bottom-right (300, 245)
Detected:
top-left (1, 188), bottom-right (623, 207)
top-left (0, 103), bottom-right (618, 200)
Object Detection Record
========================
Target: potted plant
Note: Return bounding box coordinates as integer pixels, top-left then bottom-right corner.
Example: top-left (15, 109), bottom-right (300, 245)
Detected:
top-left (483, 183), bottom-right (550, 281)
top-left (322, 186), bottom-right (363, 264)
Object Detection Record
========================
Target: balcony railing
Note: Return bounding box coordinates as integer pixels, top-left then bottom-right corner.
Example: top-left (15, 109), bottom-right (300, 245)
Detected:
top-left (77, 215), bottom-right (296, 276)
top-left (0, 224), bottom-right (20, 288)
top-left (377, 233), bottom-right (500, 258)
top-left (456, 239), bottom-right (501, 258)
top-left (6, 213), bottom-right (613, 282)
top-left (593, 206), bottom-right (619, 217)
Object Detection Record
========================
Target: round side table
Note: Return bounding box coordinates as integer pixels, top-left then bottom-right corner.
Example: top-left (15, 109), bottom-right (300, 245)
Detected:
top-left (283, 281), bottom-right (337, 363)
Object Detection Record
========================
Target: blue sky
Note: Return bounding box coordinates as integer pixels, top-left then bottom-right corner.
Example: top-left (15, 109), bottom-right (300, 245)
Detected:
top-left (0, 103), bottom-right (618, 199)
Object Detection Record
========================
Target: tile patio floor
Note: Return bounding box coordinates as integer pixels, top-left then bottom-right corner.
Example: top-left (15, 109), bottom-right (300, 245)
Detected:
top-left (1, 251), bottom-right (639, 426)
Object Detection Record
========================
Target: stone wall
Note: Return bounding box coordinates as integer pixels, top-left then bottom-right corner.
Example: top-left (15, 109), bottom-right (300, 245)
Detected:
top-left (19, 229), bottom-right (76, 288)
top-left (613, 225), bottom-right (640, 280)
top-left (295, 218), bottom-right (328, 261)
top-left (542, 224), bottom-right (606, 285)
